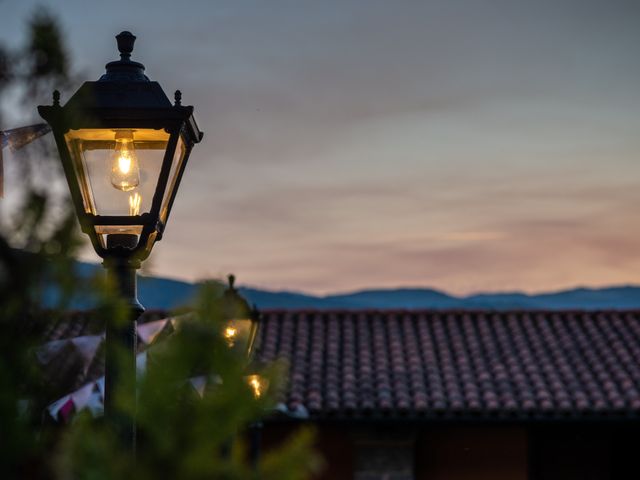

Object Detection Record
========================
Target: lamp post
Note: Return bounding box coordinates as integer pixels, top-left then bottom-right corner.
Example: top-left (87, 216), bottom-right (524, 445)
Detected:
top-left (220, 275), bottom-right (265, 467)
top-left (38, 31), bottom-right (203, 446)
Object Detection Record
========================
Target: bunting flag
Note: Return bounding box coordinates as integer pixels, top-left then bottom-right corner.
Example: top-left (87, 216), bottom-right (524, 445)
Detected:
top-left (0, 123), bottom-right (52, 197)
top-left (41, 314), bottom-right (221, 422)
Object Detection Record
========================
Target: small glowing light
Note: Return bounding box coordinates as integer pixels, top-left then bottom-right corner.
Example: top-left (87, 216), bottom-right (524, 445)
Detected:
top-left (247, 375), bottom-right (263, 398)
top-left (224, 326), bottom-right (237, 339)
top-left (223, 324), bottom-right (238, 347)
top-left (128, 192), bottom-right (142, 216)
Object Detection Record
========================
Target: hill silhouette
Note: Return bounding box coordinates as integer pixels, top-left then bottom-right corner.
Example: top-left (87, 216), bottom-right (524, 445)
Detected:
top-left (63, 263), bottom-right (640, 311)
top-left (242, 285), bottom-right (640, 311)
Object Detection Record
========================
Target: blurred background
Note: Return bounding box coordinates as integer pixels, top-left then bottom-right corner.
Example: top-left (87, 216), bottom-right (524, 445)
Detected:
top-left (2, 0), bottom-right (640, 296)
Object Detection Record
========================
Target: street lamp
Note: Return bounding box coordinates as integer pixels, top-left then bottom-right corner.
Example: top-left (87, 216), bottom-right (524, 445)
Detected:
top-left (218, 274), bottom-right (266, 467)
top-left (38, 31), bottom-right (203, 445)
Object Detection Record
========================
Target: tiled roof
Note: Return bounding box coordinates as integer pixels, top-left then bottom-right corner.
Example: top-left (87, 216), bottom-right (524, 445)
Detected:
top-left (35, 310), bottom-right (170, 402)
top-left (258, 310), bottom-right (640, 420)
top-left (40, 310), bottom-right (168, 344)
top-left (37, 309), bottom-right (640, 422)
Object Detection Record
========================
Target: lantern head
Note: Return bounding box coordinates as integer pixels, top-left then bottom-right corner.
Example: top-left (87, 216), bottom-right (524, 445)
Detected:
top-left (222, 274), bottom-right (260, 358)
top-left (38, 31), bottom-right (203, 263)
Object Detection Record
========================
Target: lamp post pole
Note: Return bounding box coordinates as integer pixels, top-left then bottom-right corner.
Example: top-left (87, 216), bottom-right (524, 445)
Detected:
top-left (38, 30), bottom-right (202, 452)
top-left (103, 234), bottom-right (144, 450)
top-left (249, 421), bottom-right (263, 469)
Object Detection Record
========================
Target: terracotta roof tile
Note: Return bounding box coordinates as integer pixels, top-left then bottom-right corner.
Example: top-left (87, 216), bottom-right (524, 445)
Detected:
top-left (257, 310), bottom-right (640, 420)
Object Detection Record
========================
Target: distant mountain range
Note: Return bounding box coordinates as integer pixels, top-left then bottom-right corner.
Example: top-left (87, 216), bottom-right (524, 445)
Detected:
top-left (238, 285), bottom-right (640, 311)
top-left (66, 262), bottom-right (640, 311)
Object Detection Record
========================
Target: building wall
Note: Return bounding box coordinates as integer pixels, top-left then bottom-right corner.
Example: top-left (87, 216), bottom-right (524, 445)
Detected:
top-left (263, 423), bottom-right (527, 480)
top-left (352, 427), bottom-right (416, 480)
top-left (415, 426), bottom-right (528, 480)
top-left (262, 423), bottom-right (354, 480)
top-left (262, 422), bottom-right (637, 480)
top-left (529, 425), bottom-right (639, 480)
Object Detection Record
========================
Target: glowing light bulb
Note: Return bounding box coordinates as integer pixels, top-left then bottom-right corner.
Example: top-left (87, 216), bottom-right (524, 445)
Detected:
top-left (224, 326), bottom-right (238, 339)
top-left (128, 192), bottom-right (142, 216)
top-left (224, 324), bottom-right (238, 347)
top-left (110, 131), bottom-right (140, 191)
top-left (247, 375), bottom-right (263, 398)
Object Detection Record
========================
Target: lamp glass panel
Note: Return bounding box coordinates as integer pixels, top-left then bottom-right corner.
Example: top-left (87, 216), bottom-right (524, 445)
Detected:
top-left (160, 135), bottom-right (187, 224)
top-left (64, 128), bottom-right (169, 221)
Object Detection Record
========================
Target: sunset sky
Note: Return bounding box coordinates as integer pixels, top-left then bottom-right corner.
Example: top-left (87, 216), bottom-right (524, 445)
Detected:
top-left (2, 0), bottom-right (640, 295)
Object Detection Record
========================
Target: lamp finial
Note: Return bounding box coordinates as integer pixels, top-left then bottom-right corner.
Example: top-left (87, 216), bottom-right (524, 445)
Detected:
top-left (101, 31), bottom-right (146, 82)
top-left (116, 31), bottom-right (136, 61)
